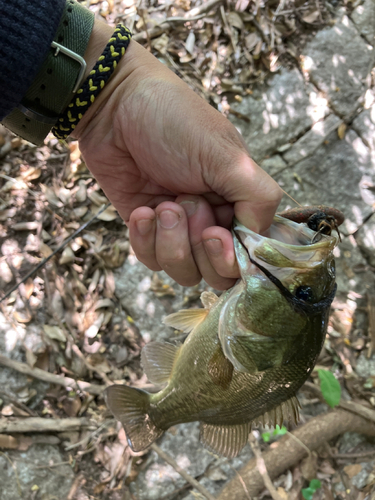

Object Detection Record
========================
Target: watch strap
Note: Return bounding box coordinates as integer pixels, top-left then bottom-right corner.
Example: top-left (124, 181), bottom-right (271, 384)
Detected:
top-left (2, 0), bottom-right (94, 146)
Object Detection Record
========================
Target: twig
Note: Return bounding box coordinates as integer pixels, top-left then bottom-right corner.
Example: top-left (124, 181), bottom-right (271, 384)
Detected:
top-left (334, 449), bottom-right (375, 459)
top-left (248, 435), bottom-right (285, 500)
top-left (304, 381), bottom-right (375, 423)
top-left (0, 389), bottom-right (38, 417)
top-left (67, 473), bottom-right (86, 500)
top-left (151, 443), bottom-right (217, 500)
top-left (0, 354), bottom-right (105, 396)
top-left (0, 417), bottom-right (94, 434)
top-left (0, 203), bottom-right (110, 303)
top-left (220, 5), bottom-right (237, 52)
top-left (286, 430), bottom-right (312, 457)
top-left (366, 293), bottom-right (375, 358)
top-left (0, 451), bottom-right (22, 495)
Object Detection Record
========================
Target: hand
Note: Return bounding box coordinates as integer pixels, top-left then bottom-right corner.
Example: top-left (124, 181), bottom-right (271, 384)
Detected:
top-left (74, 22), bottom-right (282, 289)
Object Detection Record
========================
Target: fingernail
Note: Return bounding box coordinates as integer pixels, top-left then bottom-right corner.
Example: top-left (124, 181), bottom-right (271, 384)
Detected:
top-left (158, 210), bottom-right (180, 229)
top-left (180, 200), bottom-right (197, 217)
top-left (204, 238), bottom-right (223, 255)
top-left (136, 218), bottom-right (154, 236)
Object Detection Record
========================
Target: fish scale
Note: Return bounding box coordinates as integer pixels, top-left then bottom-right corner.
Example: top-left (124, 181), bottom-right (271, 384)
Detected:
top-left (105, 215), bottom-right (338, 458)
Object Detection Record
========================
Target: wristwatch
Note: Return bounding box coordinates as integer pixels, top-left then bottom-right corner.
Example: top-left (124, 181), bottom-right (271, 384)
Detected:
top-left (2, 0), bottom-right (94, 146)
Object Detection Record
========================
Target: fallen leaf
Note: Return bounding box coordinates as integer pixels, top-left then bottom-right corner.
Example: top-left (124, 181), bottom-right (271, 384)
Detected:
top-left (1, 404), bottom-right (14, 416)
top-left (75, 180), bottom-right (87, 203)
top-left (24, 278), bottom-right (34, 300)
top-left (21, 167), bottom-right (41, 181)
top-left (13, 309), bottom-right (33, 323)
top-left (94, 298), bottom-right (114, 310)
top-left (302, 10), bottom-right (320, 24)
top-left (59, 246), bottom-right (75, 265)
top-left (344, 463), bottom-right (362, 479)
top-left (13, 221), bottom-right (40, 231)
top-left (89, 190), bottom-right (108, 206)
top-left (43, 325), bottom-right (66, 342)
top-left (227, 11), bottom-right (244, 30)
top-left (96, 205), bottom-right (118, 221)
top-left (337, 123), bottom-right (347, 139)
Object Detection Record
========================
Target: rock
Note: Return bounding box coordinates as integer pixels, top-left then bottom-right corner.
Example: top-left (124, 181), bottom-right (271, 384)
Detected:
top-left (356, 353), bottom-right (375, 378)
top-left (0, 444), bottom-right (74, 500)
top-left (282, 114), bottom-right (342, 165)
top-left (302, 14), bottom-right (373, 118)
top-left (355, 214), bottom-right (375, 268)
top-left (115, 254), bottom-right (208, 343)
top-left (260, 155), bottom-right (287, 177)
top-left (229, 68), bottom-right (329, 163)
top-left (348, 461), bottom-right (375, 489)
top-left (339, 432), bottom-right (369, 453)
top-left (352, 105), bottom-right (375, 151)
top-left (274, 129), bottom-right (375, 234)
top-left (351, 0), bottom-right (375, 44)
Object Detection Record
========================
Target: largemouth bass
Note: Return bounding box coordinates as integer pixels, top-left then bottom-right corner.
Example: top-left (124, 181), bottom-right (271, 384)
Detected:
top-left (105, 215), bottom-right (337, 458)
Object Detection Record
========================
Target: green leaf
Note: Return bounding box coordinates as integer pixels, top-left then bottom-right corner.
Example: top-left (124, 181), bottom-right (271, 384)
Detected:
top-left (273, 425), bottom-right (287, 436)
top-left (317, 369), bottom-right (341, 408)
top-left (261, 432), bottom-right (271, 442)
top-left (301, 487), bottom-right (315, 500)
top-left (309, 479), bottom-right (321, 490)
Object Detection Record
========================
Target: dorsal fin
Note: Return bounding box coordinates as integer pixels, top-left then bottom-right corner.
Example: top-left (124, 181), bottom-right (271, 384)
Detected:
top-left (141, 342), bottom-right (180, 385)
top-left (200, 291), bottom-right (219, 309)
top-left (163, 308), bottom-right (209, 333)
top-left (254, 396), bottom-right (301, 428)
top-left (200, 422), bottom-right (251, 458)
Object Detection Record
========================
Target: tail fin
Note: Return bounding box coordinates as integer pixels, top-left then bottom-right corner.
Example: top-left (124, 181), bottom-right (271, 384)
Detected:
top-left (104, 385), bottom-right (163, 452)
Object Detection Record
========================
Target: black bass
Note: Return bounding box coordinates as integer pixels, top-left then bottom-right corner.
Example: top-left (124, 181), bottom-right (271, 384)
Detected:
top-left (105, 215), bottom-right (337, 458)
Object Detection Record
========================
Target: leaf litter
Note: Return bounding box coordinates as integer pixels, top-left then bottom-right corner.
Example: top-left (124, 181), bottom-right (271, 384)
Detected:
top-left (0, 0), bottom-right (375, 499)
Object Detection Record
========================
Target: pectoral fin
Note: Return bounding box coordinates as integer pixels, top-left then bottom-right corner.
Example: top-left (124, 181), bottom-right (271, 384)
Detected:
top-left (141, 342), bottom-right (181, 385)
top-left (207, 345), bottom-right (234, 389)
top-left (200, 422), bottom-right (251, 458)
top-left (164, 308), bottom-right (209, 333)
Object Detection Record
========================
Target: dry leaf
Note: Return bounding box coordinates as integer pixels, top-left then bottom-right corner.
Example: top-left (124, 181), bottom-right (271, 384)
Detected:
top-left (21, 167), bottom-right (41, 181)
top-left (89, 190), bottom-right (108, 206)
top-left (57, 187), bottom-right (71, 204)
top-left (1, 405), bottom-right (14, 416)
top-left (85, 313), bottom-right (105, 339)
top-left (75, 180), bottom-right (87, 203)
top-left (227, 11), bottom-right (244, 30)
top-left (43, 325), bottom-right (66, 342)
top-left (344, 463), bottom-right (362, 479)
top-left (337, 123), bottom-right (347, 139)
top-left (24, 277), bottom-right (34, 300)
top-left (39, 242), bottom-right (53, 258)
top-left (41, 185), bottom-right (63, 207)
top-left (0, 435), bottom-right (19, 449)
top-left (13, 309), bottom-right (32, 323)
top-left (96, 205), bottom-right (118, 221)
top-left (59, 246), bottom-right (75, 265)
top-left (301, 451), bottom-right (318, 480)
top-left (302, 10), bottom-right (320, 24)
top-left (94, 298), bottom-right (114, 310)
top-left (25, 347), bottom-right (37, 368)
top-left (13, 221), bottom-right (39, 231)
top-left (73, 206), bottom-right (88, 218)
top-left (276, 487), bottom-right (288, 500)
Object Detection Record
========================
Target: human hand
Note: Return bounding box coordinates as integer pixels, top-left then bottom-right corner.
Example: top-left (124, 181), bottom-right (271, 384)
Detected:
top-left (74, 22), bottom-right (282, 290)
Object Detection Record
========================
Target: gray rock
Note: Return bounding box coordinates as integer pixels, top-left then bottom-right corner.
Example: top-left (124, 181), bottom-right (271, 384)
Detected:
top-left (115, 255), bottom-right (207, 343)
top-left (351, 0), bottom-right (375, 44)
top-left (130, 423), bottom-right (215, 500)
top-left (339, 431), bottom-right (369, 453)
top-left (229, 68), bottom-right (329, 163)
top-left (355, 214), bottom-right (375, 267)
top-left (260, 155), bottom-right (287, 177)
top-left (283, 114), bottom-right (342, 165)
top-left (352, 105), bottom-right (375, 151)
top-left (356, 353), bottom-right (375, 377)
top-left (0, 444), bottom-right (74, 500)
top-left (274, 129), bottom-right (375, 234)
top-left (351, 461), bottom-right (375, 489)
top-left (302, 14), bottom-right (373, 117)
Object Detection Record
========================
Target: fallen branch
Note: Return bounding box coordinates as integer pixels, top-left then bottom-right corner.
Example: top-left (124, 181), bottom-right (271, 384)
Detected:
top-left (248, 435), bottom-right (285, 500)
top-left (217, 409), bottom-right (375, 500)
top-left (0, 417), bottom-right (94, 434)
top-left (0, 355), bottom-right (105, 396)
top-left (134, 0), bottom-right (222, 42)
top-left (151, 443), bottom-right (217, 500)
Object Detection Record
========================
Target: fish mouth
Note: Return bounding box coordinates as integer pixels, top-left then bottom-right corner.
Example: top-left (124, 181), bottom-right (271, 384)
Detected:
top-left (232, 215), bottom-right (337, 314)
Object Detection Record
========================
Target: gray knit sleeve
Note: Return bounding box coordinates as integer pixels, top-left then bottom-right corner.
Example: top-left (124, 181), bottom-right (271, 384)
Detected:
top-left (0, 0), bottom-right (65, 120)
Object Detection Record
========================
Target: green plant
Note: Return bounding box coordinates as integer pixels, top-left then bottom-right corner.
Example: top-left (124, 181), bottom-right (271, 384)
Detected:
top-left (261, 425), bottom-right (287, 442)
top-left (317, 369), bottom-right (341, 408)
top-left (302, 479), bottom-right (321, 499)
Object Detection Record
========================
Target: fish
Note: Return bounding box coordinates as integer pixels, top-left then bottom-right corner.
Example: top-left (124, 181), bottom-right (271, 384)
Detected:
top-left (105, 215), bottom-right (337, 458)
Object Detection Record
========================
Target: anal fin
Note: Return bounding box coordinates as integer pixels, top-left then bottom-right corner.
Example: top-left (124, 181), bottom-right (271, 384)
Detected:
top-left (141, 342), bottom-right (180, 385)
top-left (200, 422), bottom-right (251, 458)
top-left (254, 395), bottom-right (301, 428)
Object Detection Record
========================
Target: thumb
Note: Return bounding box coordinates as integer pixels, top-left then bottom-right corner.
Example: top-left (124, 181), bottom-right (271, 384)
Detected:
top-left (226, 156), bottom-right (283, 234)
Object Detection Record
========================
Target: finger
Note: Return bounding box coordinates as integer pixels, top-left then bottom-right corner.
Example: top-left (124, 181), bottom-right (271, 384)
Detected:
top-left (177, 195), bottom-right (238, 290)
top-left (202, 226), bottom-right (240, 280)
top-left (128, 207), bottom-right (161, 271)
top-left (155, 202), bottom-right (201, 287)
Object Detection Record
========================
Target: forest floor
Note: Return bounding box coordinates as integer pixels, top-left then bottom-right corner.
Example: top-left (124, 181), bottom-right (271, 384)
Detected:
top-left (1, 0), bottom-right (375, 499)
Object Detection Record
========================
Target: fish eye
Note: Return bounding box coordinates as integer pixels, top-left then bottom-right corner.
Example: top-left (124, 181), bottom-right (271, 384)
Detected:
top-left (295, 285), bottom-right (314, 302)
